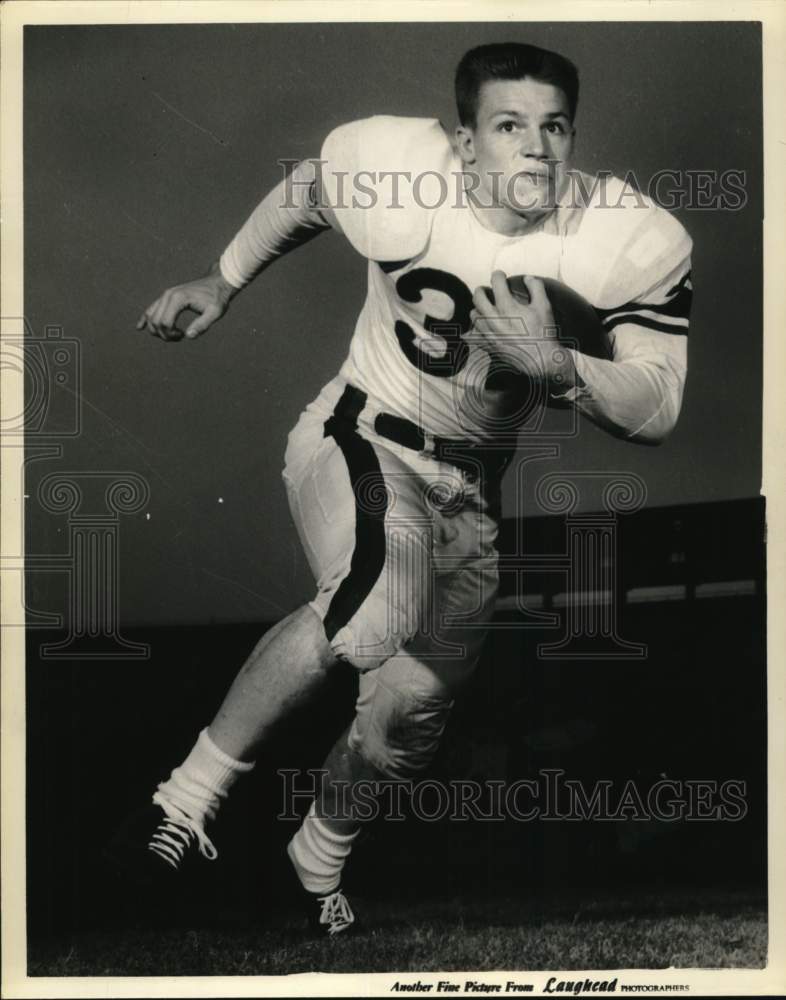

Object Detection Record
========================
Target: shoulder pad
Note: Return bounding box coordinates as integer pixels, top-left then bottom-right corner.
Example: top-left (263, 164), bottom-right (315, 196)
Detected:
top-left (561, 173), bottom-right (693, 308)
top-left (320, 116), bottom-right (454, 261)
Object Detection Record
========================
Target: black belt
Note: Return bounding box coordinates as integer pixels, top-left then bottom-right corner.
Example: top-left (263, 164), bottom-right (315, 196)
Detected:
top-left (327, 384), bottom-right (513, 483)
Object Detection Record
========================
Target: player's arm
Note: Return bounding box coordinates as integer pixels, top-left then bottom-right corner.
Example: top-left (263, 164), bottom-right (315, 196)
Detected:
top-left (472, 204), bottom-right (692, 446)
top-left (138, 159), bottom-right (336, 341)
top-left (551, 208), bottom-right (693, 445)
top-left (551, 315), bottom-right (688, 445)
top-left (543, 259), bottom-right (691, 445)
top-left (472, 269), bottom-right (690, 445)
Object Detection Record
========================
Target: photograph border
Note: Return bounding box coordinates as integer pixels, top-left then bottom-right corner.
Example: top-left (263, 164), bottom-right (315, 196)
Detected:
top-left (2, 1), bottom-right (784, 997)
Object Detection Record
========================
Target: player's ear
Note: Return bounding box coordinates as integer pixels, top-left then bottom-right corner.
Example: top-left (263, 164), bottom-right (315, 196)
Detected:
top-left (455, 125), bottom-right (476, 165)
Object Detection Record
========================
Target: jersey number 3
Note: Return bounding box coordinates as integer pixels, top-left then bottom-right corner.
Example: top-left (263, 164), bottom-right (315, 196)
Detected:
top-left (394, 267), bottom-right (474, 379)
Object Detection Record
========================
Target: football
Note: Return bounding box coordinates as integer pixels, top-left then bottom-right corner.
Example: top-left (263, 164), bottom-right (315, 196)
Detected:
top-left (484, 275), bottom-right (612, 360)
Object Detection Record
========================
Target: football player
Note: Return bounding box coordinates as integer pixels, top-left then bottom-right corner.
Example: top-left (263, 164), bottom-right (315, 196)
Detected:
top-left (117, 42), bottom-right (692, 936)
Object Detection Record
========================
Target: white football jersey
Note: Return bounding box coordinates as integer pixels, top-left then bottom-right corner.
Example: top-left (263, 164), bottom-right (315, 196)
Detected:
top-left (320, 116), bottom-right (693, 443)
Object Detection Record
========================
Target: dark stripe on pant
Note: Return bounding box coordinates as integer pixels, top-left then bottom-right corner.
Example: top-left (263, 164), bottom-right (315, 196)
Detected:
top-left (322, 421), bottom-right (388, 644)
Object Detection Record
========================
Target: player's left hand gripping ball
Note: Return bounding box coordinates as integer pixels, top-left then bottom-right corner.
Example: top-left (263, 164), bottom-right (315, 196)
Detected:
top-left (470, 271), bottom-right (554, 381)
top-left (470, 270), bottom-right (611, 383)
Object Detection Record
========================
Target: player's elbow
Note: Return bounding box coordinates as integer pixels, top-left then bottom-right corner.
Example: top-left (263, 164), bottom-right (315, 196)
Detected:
top-left (628, 394), bottom-right (682, 446)
top-left (631, 422), bottom-right (672, 447)
top-left (626, 361), bottom-right (686, 446)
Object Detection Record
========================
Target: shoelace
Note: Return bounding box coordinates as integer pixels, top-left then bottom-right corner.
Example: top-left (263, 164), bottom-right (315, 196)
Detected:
top-left (317, 890), bottom-right (355, 935)
top-left (148, 793), bottom-right (218, 869)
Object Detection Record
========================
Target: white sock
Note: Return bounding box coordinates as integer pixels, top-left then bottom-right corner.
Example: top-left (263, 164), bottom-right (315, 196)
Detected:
top-left (154, 728), bottom-right (254, 827)
top-left (287, 802), bottom-right (360, 895)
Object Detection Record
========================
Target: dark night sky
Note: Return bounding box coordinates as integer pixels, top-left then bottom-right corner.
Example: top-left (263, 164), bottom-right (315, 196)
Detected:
top-left (24, 21), bottom-right (762, 626)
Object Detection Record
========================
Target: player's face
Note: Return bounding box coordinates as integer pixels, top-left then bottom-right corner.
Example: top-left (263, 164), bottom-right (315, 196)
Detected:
top-left (456, 77), bottom-right (575, 227)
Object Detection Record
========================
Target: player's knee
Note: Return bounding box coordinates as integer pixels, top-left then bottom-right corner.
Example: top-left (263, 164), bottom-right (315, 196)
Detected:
top-left (325, 599), bottom-right (415, 673)
top-left (335, 645), bottom-right (391, 674)
top-left (348, 689), bottom-right (453, 780)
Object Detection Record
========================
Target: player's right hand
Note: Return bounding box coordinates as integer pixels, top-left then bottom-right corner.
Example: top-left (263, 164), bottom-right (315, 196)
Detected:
top-left (137, 261), bottom-right (238, 341)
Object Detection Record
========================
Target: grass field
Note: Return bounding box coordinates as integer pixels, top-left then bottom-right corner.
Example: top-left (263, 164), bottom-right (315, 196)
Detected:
top-left (28, 889), bottom-right (766, 977)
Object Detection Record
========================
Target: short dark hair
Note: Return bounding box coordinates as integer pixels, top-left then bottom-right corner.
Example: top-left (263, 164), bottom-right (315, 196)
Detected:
top-left (455, 42), bottom-right (579, 127)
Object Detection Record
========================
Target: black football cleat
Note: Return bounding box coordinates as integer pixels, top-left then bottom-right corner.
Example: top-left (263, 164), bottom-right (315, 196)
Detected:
top-left (283, 843), bottom-right (357, 937)
top-left (104, 798), bottom-right (217, 884)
